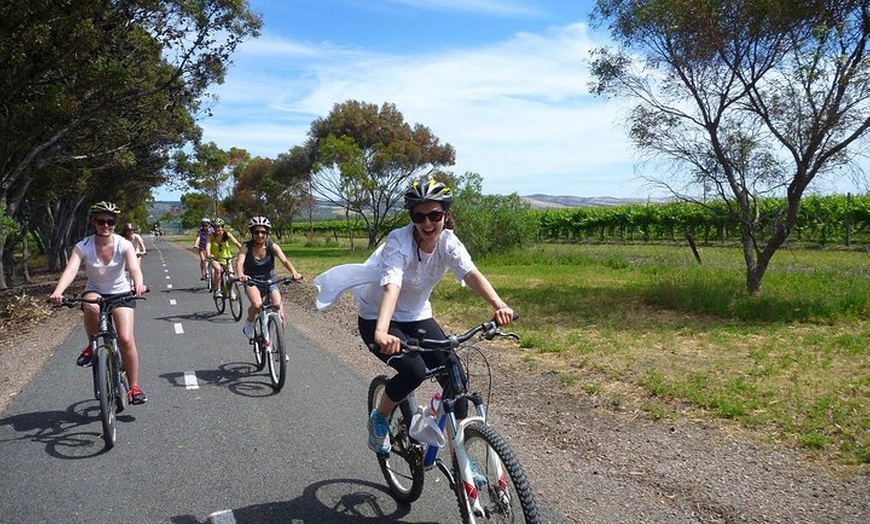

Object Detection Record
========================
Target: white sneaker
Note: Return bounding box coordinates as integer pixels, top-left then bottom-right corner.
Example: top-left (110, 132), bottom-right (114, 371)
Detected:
top-left (242, 321), bottom-right (254, 339)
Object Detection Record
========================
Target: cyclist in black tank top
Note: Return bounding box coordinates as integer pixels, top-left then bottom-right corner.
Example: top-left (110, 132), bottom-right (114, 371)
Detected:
top-left (236, 216), bottom-right (303, 339)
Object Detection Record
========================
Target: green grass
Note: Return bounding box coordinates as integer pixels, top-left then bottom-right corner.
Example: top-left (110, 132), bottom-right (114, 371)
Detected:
top-left (431, 243), bottom-right (870, 466)
top-left (177, 234), bottom-right (870, 465)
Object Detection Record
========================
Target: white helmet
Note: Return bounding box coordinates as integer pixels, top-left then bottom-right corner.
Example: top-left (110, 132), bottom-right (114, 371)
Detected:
top-left (247, 216), bottom-right (271, 231)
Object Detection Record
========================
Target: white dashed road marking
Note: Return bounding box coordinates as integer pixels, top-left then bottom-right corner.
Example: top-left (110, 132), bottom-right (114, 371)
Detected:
top-left (174, 323), bottom-right (184, 334)
top-left (184, 371), bottom-right (199, 390)
top-left (209, 510), bottom-right (236, 524)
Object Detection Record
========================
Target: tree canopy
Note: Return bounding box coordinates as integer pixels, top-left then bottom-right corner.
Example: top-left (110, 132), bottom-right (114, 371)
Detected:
top-left (590, 0), bottom-right (870, 294)
top-left (297, 100), bottom-right (456, 248)
top-left (0, 0), bottom-right (261, 282)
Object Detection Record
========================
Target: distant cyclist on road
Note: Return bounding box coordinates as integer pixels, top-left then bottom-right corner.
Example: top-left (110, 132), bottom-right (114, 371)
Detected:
top-left (193, 217), bottom-right (213, 280)
top-left (48, 201), bottom-right (148, 404)
top-left (235, 216), bottom-right (303, 339)
top-left (122, 223), bottom-right (147, 257)
top-left (205, 218), bottom-right (242, 298)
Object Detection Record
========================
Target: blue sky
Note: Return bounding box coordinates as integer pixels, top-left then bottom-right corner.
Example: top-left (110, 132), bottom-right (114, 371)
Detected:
top-left (155, 0), bottom-right (866, 201)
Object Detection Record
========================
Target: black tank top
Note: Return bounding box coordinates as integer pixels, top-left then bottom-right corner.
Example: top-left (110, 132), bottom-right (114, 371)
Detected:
top-left (243, 239), bottom-right (275, 280)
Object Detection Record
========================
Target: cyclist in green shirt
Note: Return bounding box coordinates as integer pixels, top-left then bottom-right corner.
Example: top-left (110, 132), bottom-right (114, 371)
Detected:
top-left (205, 218), bottom-right (242, 298)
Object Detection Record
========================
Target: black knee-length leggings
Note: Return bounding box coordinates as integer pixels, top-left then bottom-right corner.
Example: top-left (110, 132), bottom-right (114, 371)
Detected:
top-left (358, 316), bottom-right (467, 416)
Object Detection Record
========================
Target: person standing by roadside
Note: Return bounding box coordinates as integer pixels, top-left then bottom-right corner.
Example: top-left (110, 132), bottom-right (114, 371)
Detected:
top-left (48, 201), bottom-right (148, 404)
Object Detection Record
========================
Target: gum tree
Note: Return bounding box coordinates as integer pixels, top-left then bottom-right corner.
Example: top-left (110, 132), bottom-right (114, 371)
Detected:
top-left (590, 0), bottom-right (870, 294)
top-left (302, 100), bottom-right (456, 248)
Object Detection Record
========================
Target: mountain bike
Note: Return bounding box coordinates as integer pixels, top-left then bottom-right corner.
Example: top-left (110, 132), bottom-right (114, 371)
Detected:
top-left (367, 316), bottom-right (540, 523)
top-left (57, 292), bottom-right (144, 449)
top-left (243, 276), bottom-right (301, 391)
top-left (209, 256), bottom-right (243, 321)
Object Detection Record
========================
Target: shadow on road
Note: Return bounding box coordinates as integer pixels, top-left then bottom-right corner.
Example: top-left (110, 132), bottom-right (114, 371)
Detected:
top-left (0, 399), bottom-right (135, 459)
top-left (171, 477), bottom-right (440, 523)
top-left (159, 362), bottom-right (279, 398)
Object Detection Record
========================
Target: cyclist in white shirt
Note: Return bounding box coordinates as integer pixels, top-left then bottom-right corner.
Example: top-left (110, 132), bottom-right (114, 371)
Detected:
top-left (316, 178), bottom-right (514, 454)
top-left (49, 201), bottom-right (148, 404)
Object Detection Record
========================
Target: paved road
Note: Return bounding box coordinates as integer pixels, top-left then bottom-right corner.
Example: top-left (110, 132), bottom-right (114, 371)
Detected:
top-left (0, 238), bottom-right (566, 523)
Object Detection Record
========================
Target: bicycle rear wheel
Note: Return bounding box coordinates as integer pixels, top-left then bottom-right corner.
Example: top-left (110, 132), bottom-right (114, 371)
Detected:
top-left (95, 345), bottom-right (117, 449)
top-left (114, 341), bottom-right (129, 414)
top-left (367, 375), bottom-right (425, 503)
top-left (91, 344), bottom-right (100, 399)
top-left (205, 263), bottom-right (214, 291)
top-left (266, 315), bottom-right (286, 391)
top-left (229, 281), bottom-right (243, 321)
top-left (455, 422), bottom-right (539, 523)
top-left (252, 321), bottom-right (266, 371)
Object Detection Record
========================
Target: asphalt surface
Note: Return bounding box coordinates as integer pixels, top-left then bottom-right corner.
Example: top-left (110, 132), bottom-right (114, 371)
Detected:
top-left (0, 238), bottom-right (566, 523)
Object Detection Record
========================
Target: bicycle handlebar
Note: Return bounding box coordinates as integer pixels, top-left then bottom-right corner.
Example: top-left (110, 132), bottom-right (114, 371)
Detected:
top-left (241, 276), bottom-right (303, 287)
top-left (367, 313), bottom-right (520, 354)
top-left (51, 289), bottom-right (149, 308)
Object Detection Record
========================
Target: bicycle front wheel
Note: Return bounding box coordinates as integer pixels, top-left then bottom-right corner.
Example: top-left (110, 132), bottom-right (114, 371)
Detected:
top-left (229, 281), bottom-right (243, 321)
top-left (95, 345), bottom-right (117, 449)
top-left (213, 287), bottom-right (226, 314)
top-left (367, 375), bottom-right (425, 503)
top-left (266, 315), bottom-right (286, 391)
top-left (455, 422), bottom-right (539, 523)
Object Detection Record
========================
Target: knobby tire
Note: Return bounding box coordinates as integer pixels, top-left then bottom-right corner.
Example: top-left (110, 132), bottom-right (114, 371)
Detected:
top-left (454, 422), bottom-right (540, 524)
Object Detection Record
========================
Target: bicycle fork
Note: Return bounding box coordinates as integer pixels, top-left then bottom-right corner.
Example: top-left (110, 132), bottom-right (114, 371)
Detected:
top-left (436, 395), bottom-right (505, 520)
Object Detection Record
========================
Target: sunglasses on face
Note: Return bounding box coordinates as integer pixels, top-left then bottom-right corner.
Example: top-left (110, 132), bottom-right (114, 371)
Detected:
top-left (94, 219), bottom-right (116, 227)
top-left (252, 230), bottom-right (268, 236)
top-left (410, 210), bottom-right (445, 224)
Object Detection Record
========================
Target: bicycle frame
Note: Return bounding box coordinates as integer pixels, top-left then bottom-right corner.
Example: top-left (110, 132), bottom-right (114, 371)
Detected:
top-left (411, 356), bottom-right (503, 517)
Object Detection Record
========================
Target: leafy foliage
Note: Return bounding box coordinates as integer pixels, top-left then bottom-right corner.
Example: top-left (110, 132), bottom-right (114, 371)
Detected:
top-left (534, 193), bottom-right (870, 246)
top-left (590, 0), bottom-right (870, 294)
top-left (303, 100), bottom-right (456, 248)
top-left (450, 173), bottom-right (537, 257)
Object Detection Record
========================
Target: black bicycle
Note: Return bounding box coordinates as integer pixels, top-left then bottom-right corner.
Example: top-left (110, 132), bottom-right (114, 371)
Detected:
top-left (57, 292), bottom-right (144, 449)
top-left (367, 315), bottom-right (540, 523)
top-left (243, 276), bottom-right (301, 391)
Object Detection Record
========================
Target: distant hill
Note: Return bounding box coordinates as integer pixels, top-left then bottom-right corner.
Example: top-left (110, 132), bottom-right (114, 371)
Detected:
top-left (149, 201), bottom-right (184, 219)
top-left (521, 194), bottom-right (651, 209)
top-left (150, 194), bottom-right (653, 220)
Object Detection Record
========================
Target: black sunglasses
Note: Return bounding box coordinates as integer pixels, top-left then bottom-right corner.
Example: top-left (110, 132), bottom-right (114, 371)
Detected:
top-left (410, 210), bottom-right (445, 224)
top-left (252, 229), bottom-right (268, 236)
top-left (95, 219), bottom-right (116, 226)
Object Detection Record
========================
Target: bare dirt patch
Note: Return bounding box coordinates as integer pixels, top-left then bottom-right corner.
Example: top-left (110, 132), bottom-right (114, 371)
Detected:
top-left (1, 270), bottom-right (867, 523)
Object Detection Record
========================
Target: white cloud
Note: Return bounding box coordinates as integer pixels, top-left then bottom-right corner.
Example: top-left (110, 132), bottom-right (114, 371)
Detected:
top-left (200, 21), bottom-right (653, 197)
